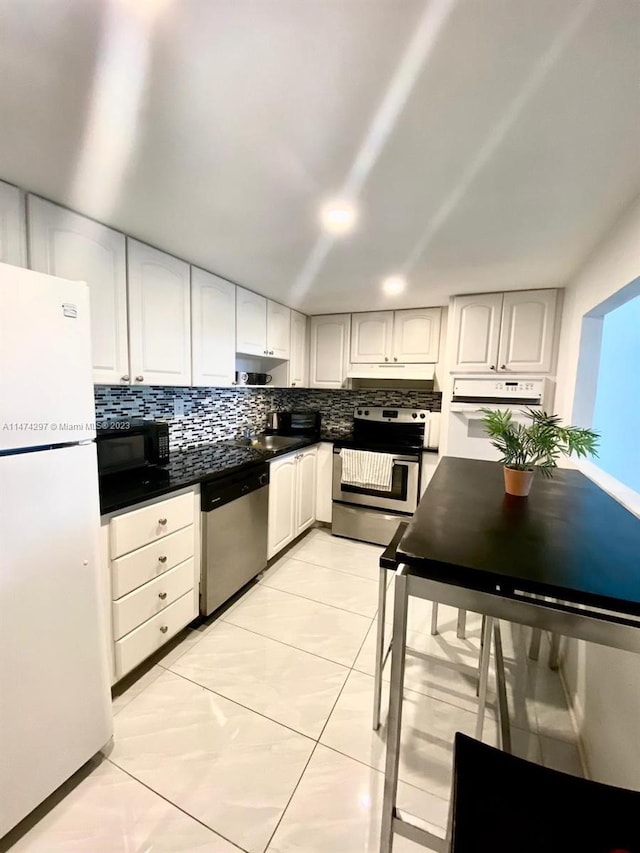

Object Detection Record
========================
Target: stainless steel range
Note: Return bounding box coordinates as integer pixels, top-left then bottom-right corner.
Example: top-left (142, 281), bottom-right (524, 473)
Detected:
top-left (332, 407), bottom-right (439, 546)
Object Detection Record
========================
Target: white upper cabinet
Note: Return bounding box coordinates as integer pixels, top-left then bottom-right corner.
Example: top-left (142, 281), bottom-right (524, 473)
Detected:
top-left (236, 287), bottom-right (267, 356)
top-left (350, 311), bottom-right (394, 363)
top-left (451, 290), bottom-right (559, 373)
top-left (289, 310), bottom-right (308, 387)
top-left (350, 308), bottom-right (441, 364)
top-left (497, 289), bottom-right (558, 373)
top-left (0, 181), bottom-right (26, 267)
top-left (392, 308), bottom-right (441, 363)
top-left (127, 240), bottom-right (191, 386)
top-left (267, 301), bottom-right (291, 359)
top-left (28, 196), bottom-right (128, 385)
top-left (309, 314), bottom-right (350, 388)
top-left (451, 293), bottom-right (503, 372)
top-left (191, 268), bottom-right (236, 386)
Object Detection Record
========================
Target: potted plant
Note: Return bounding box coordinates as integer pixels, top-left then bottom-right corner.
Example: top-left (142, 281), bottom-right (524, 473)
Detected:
top-left (480, 408), bottom-right (599, 497)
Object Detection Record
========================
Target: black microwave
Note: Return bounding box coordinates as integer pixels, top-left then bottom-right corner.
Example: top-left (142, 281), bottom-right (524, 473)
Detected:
top-left (96, 420), bottom-right (170, 475)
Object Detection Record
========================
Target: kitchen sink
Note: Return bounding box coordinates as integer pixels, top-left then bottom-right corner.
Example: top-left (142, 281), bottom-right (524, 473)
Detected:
top-left (231, 434), bottom-right (307, 452)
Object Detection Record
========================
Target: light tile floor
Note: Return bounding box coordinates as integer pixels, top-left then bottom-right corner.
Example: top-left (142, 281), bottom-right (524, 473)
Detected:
top-left (5, 528), bottom-right (584, 853)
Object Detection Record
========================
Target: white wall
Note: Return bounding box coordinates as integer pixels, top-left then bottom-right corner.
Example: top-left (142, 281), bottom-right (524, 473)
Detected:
top-left (554, 194), bottom-right (640, 789)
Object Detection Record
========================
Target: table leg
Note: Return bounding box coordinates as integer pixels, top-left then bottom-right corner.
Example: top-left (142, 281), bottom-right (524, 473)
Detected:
top-left (456, 609), bottom-right (467, 639)
top-left (475, 615), bottom-right (493, 740)
top-left (430, 601), bottom-right (439, 635)
top-left (373, 567), bottom-right (387, 731)
top-left (380, 569), bottom-right (409, 853)
top-left (548, 632), bottom-right (561, 670)
top-left (529, 627), bottom-right (542, 661)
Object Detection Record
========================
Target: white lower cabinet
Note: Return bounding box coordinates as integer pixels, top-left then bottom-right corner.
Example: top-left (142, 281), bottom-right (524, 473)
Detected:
top-left (315, 442), bottom-right (333, 523)
top-left (268, 446), bottom-right (318, 559)
top-left (104, 488), bottom-right (199, 682)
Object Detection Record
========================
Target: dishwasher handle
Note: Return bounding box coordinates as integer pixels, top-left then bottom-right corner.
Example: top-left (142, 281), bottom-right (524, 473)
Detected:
top-left (201, 463), bottom-right (269, 512)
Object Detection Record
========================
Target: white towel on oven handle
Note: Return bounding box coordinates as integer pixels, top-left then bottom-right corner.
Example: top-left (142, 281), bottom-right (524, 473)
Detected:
top-left (340, 449), bottom-right (394, 491)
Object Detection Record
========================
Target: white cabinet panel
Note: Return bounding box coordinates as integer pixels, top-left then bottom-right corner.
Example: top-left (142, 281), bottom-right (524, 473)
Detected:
top-left (268, 454), bottom-right (297, 558)
top-left (0, 180), bottom-right (26, 266)
top-left (309, 314), bottom-right (350, 388)
top-left (350, 311), bottom-right (393, 363)
top-left (315, 442), bottom-right (333, 523)
top-left (295, 447), bottom-right (317, 535)
top-left (289, 309), bottom-right (308, 387)
top-left (191, 267), bottom-right (236, 386)
top-left (127, 240), bottom-right (191, 386)
top-left (236, 286), bottom-right (267, 356)
top-left (28, 196), bottom-right (128, 385)
top-left (497, 289), bottom-right (558, 373)
top-left (267, 300), bottom-right (291, 359)
top-left (393, 308), bottom-right (441, 363)
top-left (451, 293), bottom-right (503, 372)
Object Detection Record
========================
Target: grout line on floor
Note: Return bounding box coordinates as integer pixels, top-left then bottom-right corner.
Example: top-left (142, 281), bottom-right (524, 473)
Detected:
top-left (222, 580), bottom-right (376, 623)
top-left (104, 757), bottom-right (250, 853)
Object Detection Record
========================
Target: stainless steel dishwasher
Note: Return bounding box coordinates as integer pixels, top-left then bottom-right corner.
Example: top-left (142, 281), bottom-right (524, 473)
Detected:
top-left (200, 462), bottom-right (269, 616)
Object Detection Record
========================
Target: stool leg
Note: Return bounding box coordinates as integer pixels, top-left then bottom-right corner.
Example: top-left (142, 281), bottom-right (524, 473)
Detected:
top-left (380, 570), bottom-right (409, 853)
top-left (373, 567), bottom-right (387, 731)
top-left (548, 633), bottom-right (561, 670)
top-left (475, 616), bottom-right (493, 741)
top-left (456, 609), bottom-right (467, 639)
top-left (430, 601), bottom-right (439, 635)
top-left (529, 628), bottom-right (542, 661)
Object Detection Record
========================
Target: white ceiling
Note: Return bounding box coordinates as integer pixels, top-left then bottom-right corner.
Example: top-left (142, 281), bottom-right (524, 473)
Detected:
top-left (1, 0), bottom-right (638, 313)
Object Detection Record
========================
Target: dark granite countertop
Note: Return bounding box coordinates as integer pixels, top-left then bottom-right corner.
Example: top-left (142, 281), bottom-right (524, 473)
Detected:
top-left (100, 435), bottom-right (323, 515)
top-left (397, 457), bottom-right (640, 618)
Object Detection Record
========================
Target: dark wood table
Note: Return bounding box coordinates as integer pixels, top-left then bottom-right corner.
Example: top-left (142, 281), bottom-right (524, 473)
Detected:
top-left (380, 457), bottom-right (640, 852)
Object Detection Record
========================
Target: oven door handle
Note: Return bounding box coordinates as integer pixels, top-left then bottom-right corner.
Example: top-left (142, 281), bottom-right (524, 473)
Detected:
top-left (333, 449), bottom-right (418, 464)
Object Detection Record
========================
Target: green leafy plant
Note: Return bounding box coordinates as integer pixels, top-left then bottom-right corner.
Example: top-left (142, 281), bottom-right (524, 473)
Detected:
top-left (480, 408), bottom-right (599, 478)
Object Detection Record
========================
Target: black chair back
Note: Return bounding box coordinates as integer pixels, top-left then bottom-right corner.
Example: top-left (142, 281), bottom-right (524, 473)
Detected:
top-left (450, 733), bottom-right (640, 853)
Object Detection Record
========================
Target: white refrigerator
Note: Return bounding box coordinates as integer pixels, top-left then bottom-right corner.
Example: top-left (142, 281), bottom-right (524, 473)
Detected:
top-left (0, 262), bottom-right (112, 837)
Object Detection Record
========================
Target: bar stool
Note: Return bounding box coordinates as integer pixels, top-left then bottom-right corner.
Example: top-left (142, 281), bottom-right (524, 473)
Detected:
top-left (385, 731), bottom-right (640, 852)
top-left (373, 525), bottom-right (499, 733)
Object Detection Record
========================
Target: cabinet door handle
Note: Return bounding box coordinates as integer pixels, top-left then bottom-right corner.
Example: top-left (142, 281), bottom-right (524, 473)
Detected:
top-left (160, 625), bottom-right (168, 633)
top-left (270, 350), bottom-right (274, 355)
top-left (394, 357), bottom-right (398, 362)
top-left (158, 592), bottom-right (167, 600)
top-left (158, 517), bottom-right (168, 526)
top-left (135, 375), bottom-right (144, 382)
top-left (158, 555), bottom-right (167, 563)
top-left (291, 382), bottom-right (296, 386)
top-left (490, 365), bottom-right (496, 371)
top-left (121, 374), bottom-right (130, 382)
top-left (384, 357), bottom-right (389, 362)
top-left (501, 364), bottom-right (507, 370)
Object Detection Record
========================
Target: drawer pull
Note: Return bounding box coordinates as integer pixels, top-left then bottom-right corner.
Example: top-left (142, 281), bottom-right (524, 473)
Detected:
top-left (158, 555), bottom-right (167, 563)
top-left (160, 625), bottom-right (168, 634)
top-left (158, 518), bottom-right (168, 526)
top-left (158, 592), bottom-right (168, 600)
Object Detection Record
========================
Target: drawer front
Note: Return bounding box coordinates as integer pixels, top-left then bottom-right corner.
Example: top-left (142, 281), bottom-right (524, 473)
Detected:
top-left (110, 492), bottom-right (194, 558)
top-left (115, 590), bottom-right (196, 679)
top-left (112, 558), bottom-right (195, 640)
top-left (111, 525), bottom-right (194, 599)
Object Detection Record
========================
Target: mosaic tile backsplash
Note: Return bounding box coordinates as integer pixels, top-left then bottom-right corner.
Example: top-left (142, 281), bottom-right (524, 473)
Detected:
top-left (94, 386), bottom-right (442, 450)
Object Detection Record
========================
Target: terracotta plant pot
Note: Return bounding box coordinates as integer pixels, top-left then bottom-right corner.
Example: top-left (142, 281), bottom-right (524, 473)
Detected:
top-left (503, 466), bottom-right (535, 497)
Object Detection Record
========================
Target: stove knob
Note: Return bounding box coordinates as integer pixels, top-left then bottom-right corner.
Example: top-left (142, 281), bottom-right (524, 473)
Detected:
top-left (364, 410), bottom-right (369, 416)
top-left (419, 413), bottom-right (426, 419)
top-left (357, 409), bottom-right (362, 415)
top-left (412, 412), bottom-right (417, 419)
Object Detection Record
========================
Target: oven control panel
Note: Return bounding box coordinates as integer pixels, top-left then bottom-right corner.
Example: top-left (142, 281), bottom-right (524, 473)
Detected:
top-left (451, 377), bottom-right (548, 401)
top-left (354, 407), bottom-right (430, 424)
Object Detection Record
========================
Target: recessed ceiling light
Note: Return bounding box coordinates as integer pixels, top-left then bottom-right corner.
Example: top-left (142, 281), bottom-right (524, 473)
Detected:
top-left (319, 200), bottom-right (358, 235)
top-left (382, 275), bottom-right (406, 295)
